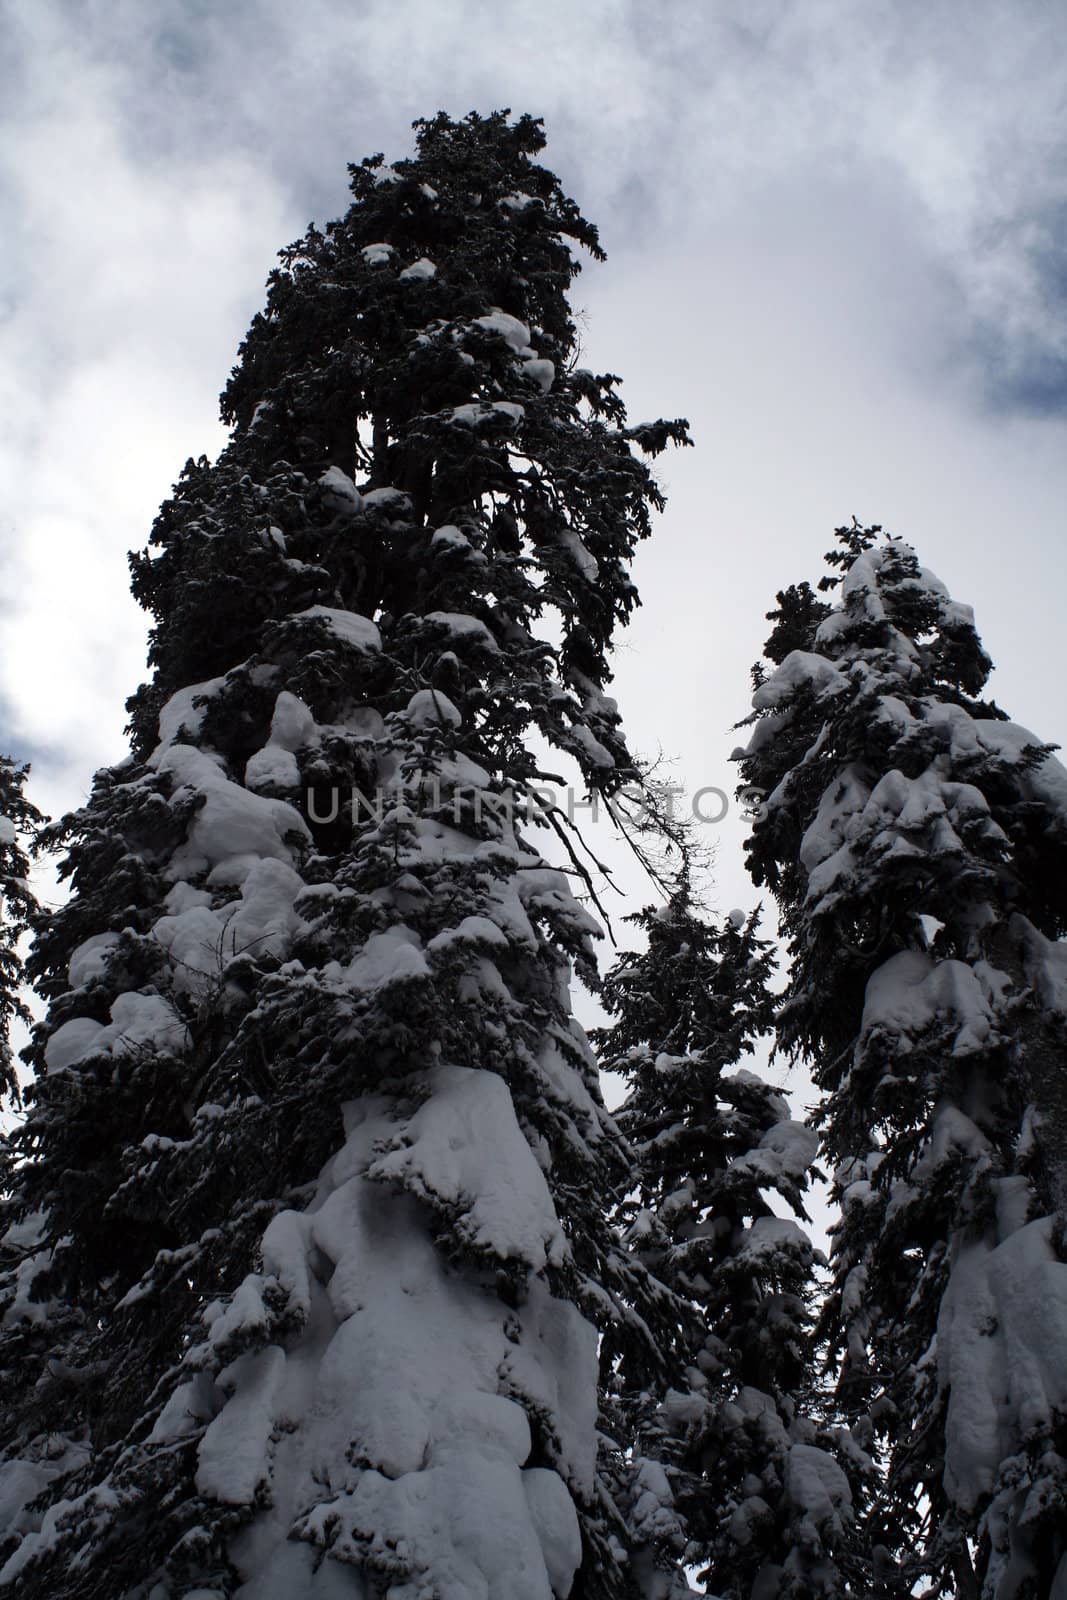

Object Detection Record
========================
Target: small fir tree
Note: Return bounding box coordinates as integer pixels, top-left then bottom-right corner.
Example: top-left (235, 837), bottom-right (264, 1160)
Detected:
top-left (0, 755), bottom-right (41, 1101)
top-left (595, 881), bottom-right (864, 1599)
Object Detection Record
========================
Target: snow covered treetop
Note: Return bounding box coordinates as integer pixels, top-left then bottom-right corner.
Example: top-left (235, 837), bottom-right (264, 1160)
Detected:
top-left (764, 528), bottom-right (992, 699)
top-left (128, 109), bottom-right (690, 801)
top-left (737, 521), bottom-right (1067, 1073)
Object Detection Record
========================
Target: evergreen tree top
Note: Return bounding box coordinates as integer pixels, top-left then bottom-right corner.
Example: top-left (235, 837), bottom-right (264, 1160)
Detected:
top-left (127, 110), bottom-right (690, 819)
top-left (595, 882), bottom-right (776, 1066)
top-left (736, 523), bottom-right (1067, 986)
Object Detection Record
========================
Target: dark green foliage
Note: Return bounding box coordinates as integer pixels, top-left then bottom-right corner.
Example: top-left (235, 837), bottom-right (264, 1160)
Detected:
top-left (596, 883), bottom-right (865, 1598)
top-left (127, 110), bottom-right (689, 777)
top-left (736, 523), bottom-right (1067, 1596)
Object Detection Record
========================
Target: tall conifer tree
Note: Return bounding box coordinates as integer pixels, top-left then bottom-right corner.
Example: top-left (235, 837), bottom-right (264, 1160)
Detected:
top-left (0, 112), bottom-right (689, 1600)
top-left (595, 882), bottom-right (863, 1599)
top-left (737, 525), bottom-right (1067, 1596)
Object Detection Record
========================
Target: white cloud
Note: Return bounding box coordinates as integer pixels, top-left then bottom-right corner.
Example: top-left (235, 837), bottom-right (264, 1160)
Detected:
top-left (0, 2), bottom-right (298, 806)
top-left (0, 0), bottom-right (1063, 981)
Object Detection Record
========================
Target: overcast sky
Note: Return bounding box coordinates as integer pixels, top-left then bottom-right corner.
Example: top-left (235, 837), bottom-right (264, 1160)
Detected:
top-left (2, 1), bottom-right (1065, 1100)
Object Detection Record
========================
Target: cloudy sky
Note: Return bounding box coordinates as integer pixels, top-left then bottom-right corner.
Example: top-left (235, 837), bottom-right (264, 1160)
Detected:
top-left (2, 1), bottom-right (1065, 1072)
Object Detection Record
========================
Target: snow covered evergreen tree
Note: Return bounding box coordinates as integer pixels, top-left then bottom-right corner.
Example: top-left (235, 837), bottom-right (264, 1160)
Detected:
top-left (0, 755), bottom-right (40, 1101)
top-left (737, 524), bottom-right (1067, 1596)
top-left (0, 112), bottom-right (689, 1600)
top-left (595, 882), bottom-right (863, 1599)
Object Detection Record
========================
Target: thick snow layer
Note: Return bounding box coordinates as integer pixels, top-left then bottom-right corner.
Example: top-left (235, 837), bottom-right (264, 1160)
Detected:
top-left (365, 1065), bottom-right (570, 1270)
top-left (154, 674), bottom-right (227, 754)
top-left (430, 524), bottom-right (471, 550)
top-left (225, 859), bottom-right (306, 962)
top-left (318, 466), bottom-right (363, 512)
top-left (522, 1468), bottom-right (582, 1595)
top-left (926, 707), bottom-right (1067, 826)
top-left (734, 1215), bottom-right (812, 1263)
top-left (148, 1371), bottom-right (219, 1444)
top-left (245, 691), bottom-right (319, 792)
top-left (843, 542), bottom-right (947, 605)
top-left (361, 487), bottom-right (411, 514)
top-left (344, 926), bottom-right (429, 992)
top-left (801, 762), bottom-right (1007, 914)
top-left (939, 1216), bottom-right (1067, 1510)
top-left (66, 930), bottom-right (119, 989)
top-left (44, 1015), bottom-right (109, 1072)
top-left (449, 400), bottom-right (526, 428)
top-left (473, 309), bottom-right (535, 356)
top-left (428, 914), bottom-right (509, 953)
top-left (405, 688), bottom-right (463, 729)
top-left (290, 607), bottom-right (381, 654)
top-left (863, 698), bottom-right (1067, 832)
top-left (399, 256), bottom-right (437, 281)
top-left (198, 1071), bottom-right (598, 1599)
top-left (838, 552), bottom-right (888, 619)
top-left (152, 744), bottom-right (310, 879)
top-left (2, 1253), bottom-right (52, 1329)
top-left (783, 1442), bottom-right (852, 1532)
top-left (0, 1437), bottom-right (91, 1558)
top-left (861, 950), bottom-right (998, 1057)
top-left (567, 724), bottom-right (614, 769)
top-left (0, 1481), bottom-right (126, 1589)
top-left (449, 403), bottom-right (486, 427)
top-left (522, 358), bottom-right (555, 393)
top-left (431, 750), bottom-right (493, 793)
top-left (360, 243), bottom-right (394, 267)
top-left (1016, 916), bottom-right (1067, 1019)
top-left (798, 766), bottom-right (871, 875)
top-left (556, 528), bottom-right (597, 582)
top-left (45, 991), bottom-right (189, 1073)
top-left (808, 545), bottom-right (979, 669)
top-left (629, 1455), bottom-right (681, 1546)
top-left (154, 867), bottom-right (305, 994)
top-left (518, 867), bottom-right (602, 942)
top-left (424, 611), bottom-right (498, 649)
top-left (1, 1214), bottom-right (55, 1329)
top-left (0, 817), bottom-right (16, 844)
top-left (109, 992), bottom-right (189, 1056)
top-left (484, 880), bottom-right (539, 949)
top-left (245, 745), bottom-right (300, 792)
top-left (735, 709), bottom-right (789, 761)
top-left (196, 1346), bottom-right (287, 1504)
top-left (205, 1279), bottom-right (271, 1352)
top-left (732, 1119), bottom-right (819, 1184)
top-left (751, 651), bottom-right (847, 713)
top-left (812, 608), bottom-right (850, 649)
top-left (152, 904), bottom-right (229, 991)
